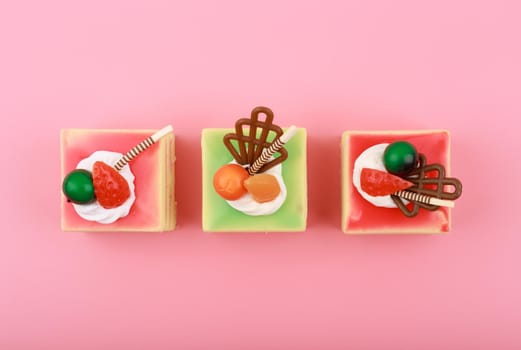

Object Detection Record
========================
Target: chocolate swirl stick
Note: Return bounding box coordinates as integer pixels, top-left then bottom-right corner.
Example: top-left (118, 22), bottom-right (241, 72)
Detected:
top-left (248, 125), bottom-right (297, 175)
top-left (113, 125), bottom-right (173, 171)
top-left (394, 190), bottom-right (455, 208)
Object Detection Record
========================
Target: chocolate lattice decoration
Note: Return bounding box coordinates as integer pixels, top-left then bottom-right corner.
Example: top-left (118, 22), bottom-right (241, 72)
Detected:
top-left (391, 154), bottom-right (463, 217)
top-left (223, 106), bottom-right (288, 173)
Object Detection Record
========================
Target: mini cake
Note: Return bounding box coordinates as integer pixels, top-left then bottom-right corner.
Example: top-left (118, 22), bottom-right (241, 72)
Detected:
top-left (341, 130), bottom-right (463, 234)
top-left (61, 127), bottom-right (175, 232)
top-left (202, 106), bottom-right (307, 232)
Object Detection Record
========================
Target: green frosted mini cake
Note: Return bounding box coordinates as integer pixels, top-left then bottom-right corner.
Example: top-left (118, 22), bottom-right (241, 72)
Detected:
top-left (202, 106), bottom-right (307, 232)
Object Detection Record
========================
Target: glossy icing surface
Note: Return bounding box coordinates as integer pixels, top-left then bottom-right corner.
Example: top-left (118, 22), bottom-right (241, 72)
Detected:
top-left (202, 128), bottom-right (307, 232)
top-left (61, 129), bottom-right (175, 232)
top-left (342, 130), bottom-right (450, 234)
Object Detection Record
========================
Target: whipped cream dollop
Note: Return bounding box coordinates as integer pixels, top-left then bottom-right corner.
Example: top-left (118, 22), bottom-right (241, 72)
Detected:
top-left (226, 161), bottom-right (287, 216)
top-left (73, 151), bottom-right (136, 224)
top-left (353, 143), bottom-right (407, 208)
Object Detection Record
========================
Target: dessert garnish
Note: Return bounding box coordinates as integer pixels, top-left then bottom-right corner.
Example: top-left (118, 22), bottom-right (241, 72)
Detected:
top-left (360, 168), bottom-right (414, 196)
top-left (243, 173), bottom-right (281, 203)
top-left (62, 169), bottom-right (96, 204)
top-left (62, 126), bottom-right (173, 220)
top-left (248, 124), bottom-right (297, 175)
top-left (391, 154), bottom-right (463, 217)
top-left (213, 163), bottom-right (249, 200)
top-left (383, 141), bottom-right (418, 176)
top-left (354, 140), bottom-right (463, 218)
top-left (213, 106), bottom-right (296, 212)
top-left (113, 125), bottom-right (173, 171)
top-left (223, 106), bottom-right (290, 174)
top-left (92, 161), bottom-right (131, 209)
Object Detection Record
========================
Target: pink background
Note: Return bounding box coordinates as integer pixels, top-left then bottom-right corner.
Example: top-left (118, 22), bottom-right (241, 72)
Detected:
top-left (1, 0), bottom-right (520, 348)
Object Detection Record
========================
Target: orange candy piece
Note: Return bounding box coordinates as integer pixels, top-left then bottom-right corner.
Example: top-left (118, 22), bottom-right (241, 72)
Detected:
top-left (213, 164), bottom-right (249, 200)
top-left (244, 174), bottom-right (281, 203)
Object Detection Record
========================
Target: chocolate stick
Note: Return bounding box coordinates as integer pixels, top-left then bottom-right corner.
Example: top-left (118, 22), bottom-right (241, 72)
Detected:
top-left (113, 125), bottom-right (173, 171)
top-left (395, 190), bottom-right (455, 208)
top-left (248, 125), bottom-right (297, 175)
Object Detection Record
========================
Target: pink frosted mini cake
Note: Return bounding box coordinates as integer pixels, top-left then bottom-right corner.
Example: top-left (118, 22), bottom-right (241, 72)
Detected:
top-left (61, 127), bottom-right (175, 232)
top-left (341, 130), bottom-right (463, 234)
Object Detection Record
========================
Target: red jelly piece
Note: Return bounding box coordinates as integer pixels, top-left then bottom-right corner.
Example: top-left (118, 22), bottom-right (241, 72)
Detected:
top-left (360, 168), bottom-right (414, 196)
top-left (92, 161), bottom-right (131, 209)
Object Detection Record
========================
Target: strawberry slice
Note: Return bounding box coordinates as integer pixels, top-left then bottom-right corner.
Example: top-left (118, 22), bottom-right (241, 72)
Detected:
top-left (360, 168), bottom-right (414, 196)
top-left (92, 161), bottom-right (130, 209)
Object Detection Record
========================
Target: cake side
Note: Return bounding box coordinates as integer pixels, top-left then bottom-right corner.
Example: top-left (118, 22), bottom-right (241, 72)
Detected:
top-left (341, 132), bottom-right (351, 234)
top-left (162, 133), bottom-right (176, 231)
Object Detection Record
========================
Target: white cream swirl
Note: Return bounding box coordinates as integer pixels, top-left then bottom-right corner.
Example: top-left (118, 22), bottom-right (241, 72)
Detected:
top-left (226, 161), bottom-right (287, 216)
top-left (353, 143), bottom-right (408, 208)
top-left (72, 151), bottom-right (136, 224)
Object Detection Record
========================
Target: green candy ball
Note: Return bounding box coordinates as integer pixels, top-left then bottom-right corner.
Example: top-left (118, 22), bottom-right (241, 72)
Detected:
top-left (62, 169), bottom-right (95, 204)
top-left (383, 141), bottom-right (418, 175)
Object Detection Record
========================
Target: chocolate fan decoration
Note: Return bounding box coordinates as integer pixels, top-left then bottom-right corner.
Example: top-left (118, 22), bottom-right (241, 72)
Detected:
top-left (223, 106), bottom-right (288, 173)
top-left (391, 154), bottom-right (463, 217)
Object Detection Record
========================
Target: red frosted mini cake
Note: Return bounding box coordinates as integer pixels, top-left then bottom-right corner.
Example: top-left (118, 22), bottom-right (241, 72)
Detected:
top-left (61, 127), bottom-right (175, 232)
top-left (341, 130), bottom-right (462, 234)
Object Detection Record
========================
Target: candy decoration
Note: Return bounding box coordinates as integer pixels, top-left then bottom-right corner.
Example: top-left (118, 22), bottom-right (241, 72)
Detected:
top-left (114, 125), bottom-right (173, 171)
top-left (383, 141), bottom-right (418, 176)
top-left (213, 164), bottom-right (250, 200)
top-left (243, 173), bottom-right (281, 203)
top-left (62, 169), bottom-right (96, 204)
top-left (248, 125), bottom-right (297, 175)
top-left (92, 161), bottom-right (131, 209)
top-left (360, 168), bottom-right (414, 196)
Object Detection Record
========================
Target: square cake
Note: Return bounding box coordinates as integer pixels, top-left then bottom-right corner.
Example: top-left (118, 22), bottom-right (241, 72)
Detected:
top-left (341, 130), bottom-right (458, 234)
top-left (202, 124), bottom-right (307, 232)
top-left (61, 128), bottom-right (175, 232)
